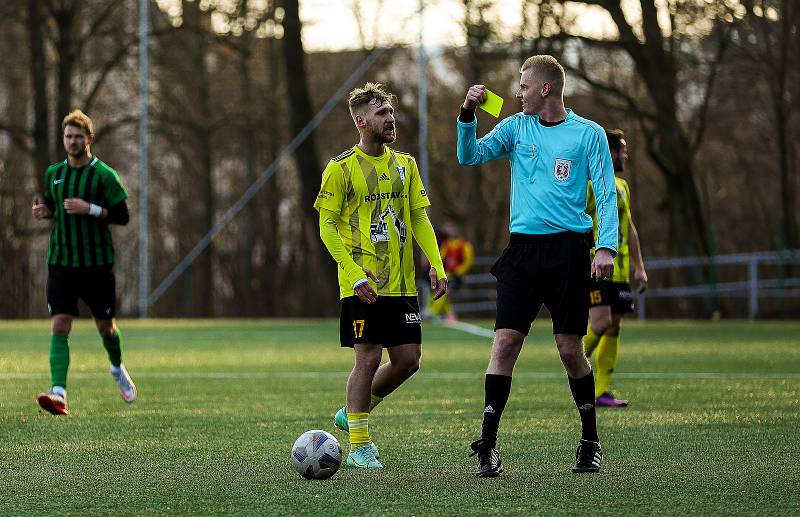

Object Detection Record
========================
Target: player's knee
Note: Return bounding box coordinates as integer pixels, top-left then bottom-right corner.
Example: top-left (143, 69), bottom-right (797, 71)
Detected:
top-left (556, 340), bottom-right (587, 370)
top-left (492, 336), bottom-right (523, 365)
top-left (51, 315), bottom-right (72, 335)
top-left (562, 351), bottom-right (589, 378)
top-left (400, 358), bottom-right (420, 377)
top-left (393, 350), bottom-right (421, 376)
top-left (355, 347), bottom-right (383, 372)
top-left (95, 320), bottom-right (115, 338)
top-left (590, 317), bottom-right (611, 336)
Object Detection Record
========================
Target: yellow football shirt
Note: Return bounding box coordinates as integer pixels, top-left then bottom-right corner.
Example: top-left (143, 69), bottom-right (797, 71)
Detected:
top-left (314, 145), bottom-right (430, 298)
top-left (587, 176), bottom-right (631, 283)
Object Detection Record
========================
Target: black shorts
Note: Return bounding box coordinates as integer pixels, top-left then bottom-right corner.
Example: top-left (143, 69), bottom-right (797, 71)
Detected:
top-left (339, 296), bottom-right (422, 347)
top-left (491, 232), bottom-right (592, 336)
top-left (589, 279), bottom-right (634, 314)
top-left (47, 265), bottom-right (117, 319)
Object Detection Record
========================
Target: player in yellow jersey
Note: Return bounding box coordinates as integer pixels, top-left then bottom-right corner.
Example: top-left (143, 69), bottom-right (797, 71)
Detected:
top-left (314, 83), bottom-right (448, 469)
top-left (584, 129), bottom-right (648, 407)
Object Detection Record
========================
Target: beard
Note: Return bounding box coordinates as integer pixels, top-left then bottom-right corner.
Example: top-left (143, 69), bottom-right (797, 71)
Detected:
top-left (366, 122), bottom-right (396, 144)
top-left (66, 143), bottom-right (87, 158)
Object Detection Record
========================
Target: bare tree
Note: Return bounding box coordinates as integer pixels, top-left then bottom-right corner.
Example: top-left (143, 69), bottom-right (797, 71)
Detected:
top-left (534, 0), bottom-right (739, 259)
top-left (279, 0), bottom-right (337, 314)
top-left (27, 0), bottom-right (51, 182)
top-left (733, 0), bottom-right (799, 249)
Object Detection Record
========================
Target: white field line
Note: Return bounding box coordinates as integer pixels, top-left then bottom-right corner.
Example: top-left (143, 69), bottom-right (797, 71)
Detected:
top-left (1, 372), bottom-right (799, 380)
top-left (432, 319), bottom-right (495, 338)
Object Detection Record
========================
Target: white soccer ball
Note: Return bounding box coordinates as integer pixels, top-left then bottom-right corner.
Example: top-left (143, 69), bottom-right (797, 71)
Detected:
top-left (291, 430), bottom-right (342, 480)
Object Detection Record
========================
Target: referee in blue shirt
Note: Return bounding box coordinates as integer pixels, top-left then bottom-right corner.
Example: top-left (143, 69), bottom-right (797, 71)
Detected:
top-left (458, 55), bottom-right (619, 477)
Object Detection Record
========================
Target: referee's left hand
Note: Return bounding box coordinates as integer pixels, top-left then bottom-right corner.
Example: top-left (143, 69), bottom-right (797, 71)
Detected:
top-left (430, 268), bottom-right (448, 300)
top-left (592, 248), bottom-right (614, 280)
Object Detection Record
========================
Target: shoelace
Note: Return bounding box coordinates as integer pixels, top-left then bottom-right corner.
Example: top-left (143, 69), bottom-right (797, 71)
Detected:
top-left (355, 446), bottom-right (377, 464)
top-left (114, 371), bottom-right (129, 387)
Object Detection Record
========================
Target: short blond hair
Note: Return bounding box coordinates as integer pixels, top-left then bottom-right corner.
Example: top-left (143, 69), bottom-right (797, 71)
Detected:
top-left (348, 82), bottom-right (395, 119)
top-left (520, 55), bottom-right (565, 96)
top-left (62, 109), bottom-right (94, 136)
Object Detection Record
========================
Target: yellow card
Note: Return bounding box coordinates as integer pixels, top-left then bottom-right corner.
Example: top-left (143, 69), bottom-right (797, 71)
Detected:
top-left (479, 89), bottom-right (504, 117)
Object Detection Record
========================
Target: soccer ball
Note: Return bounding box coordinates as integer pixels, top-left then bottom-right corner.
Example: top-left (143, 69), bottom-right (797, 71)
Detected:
top-left (291, 430), bottom-right (342, 480)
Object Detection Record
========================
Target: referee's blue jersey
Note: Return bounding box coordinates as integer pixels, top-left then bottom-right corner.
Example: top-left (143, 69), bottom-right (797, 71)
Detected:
top-left (457, 109), bottom-right (619, 254)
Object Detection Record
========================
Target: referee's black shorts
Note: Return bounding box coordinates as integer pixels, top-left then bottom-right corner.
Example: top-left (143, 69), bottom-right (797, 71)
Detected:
top-left (491, 231), bottom-right (592, 336)
top-left (47, 265), bottom-right (117, 319)
top-left (339, 296), bottom-right (422, 347)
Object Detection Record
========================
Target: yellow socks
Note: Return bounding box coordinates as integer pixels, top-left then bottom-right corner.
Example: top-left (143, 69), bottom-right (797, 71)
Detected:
top-left (595, 334), bottom-right (620, 397)
top-left (583, 325), bottom-right (601, 356)
top-left (348, 412), bottom-right (370, 448)
top-left (368, 394), bottom-right (384, 412)
top-left (428, 293), bottom-right (450, 317)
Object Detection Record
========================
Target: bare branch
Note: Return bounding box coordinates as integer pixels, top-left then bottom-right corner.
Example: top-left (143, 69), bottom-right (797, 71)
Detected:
top-left (94, 115), bottom-right (138, 142)
top-left (562, 62), bottom-right (657, 122)
top-left (0, 124), bottom-right (34, 155)
top-left (689, 22), bottom-right (734, 156)
top-left (75, 0), bottom-right (124, 52)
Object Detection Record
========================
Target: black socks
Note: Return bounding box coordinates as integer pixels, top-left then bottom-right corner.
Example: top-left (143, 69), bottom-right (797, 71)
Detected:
top-left (480, 374), bottom-right (513, 448)
top-left (568, 371), bottom-right (599, 442)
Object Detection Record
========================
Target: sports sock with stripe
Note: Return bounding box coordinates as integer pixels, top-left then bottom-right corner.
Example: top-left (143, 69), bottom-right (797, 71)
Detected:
top-left (368, 394), bottom-right (384, 412)
top-left (595, 334), bottom-right (620, 397)
top-left (348, 412), bottom-right (370, 448)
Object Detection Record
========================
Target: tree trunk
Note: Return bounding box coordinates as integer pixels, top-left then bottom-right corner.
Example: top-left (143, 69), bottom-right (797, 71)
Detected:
top-left (775, 0), bottom-right (796, 249)
top-left (239, 43), bottom-right (258, 315)
top-left (53, 2), bottom-right (77, 126)
top-left (279, 0), bottom-right (336, 315)
top-left (27, 0), bottom-right (51, 184)
top-left (188, 0), bottom-right (214, 316)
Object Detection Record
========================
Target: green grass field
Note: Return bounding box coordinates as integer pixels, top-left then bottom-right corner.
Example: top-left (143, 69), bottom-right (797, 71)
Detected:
top-left (1, 319), bottom-right (798, 516)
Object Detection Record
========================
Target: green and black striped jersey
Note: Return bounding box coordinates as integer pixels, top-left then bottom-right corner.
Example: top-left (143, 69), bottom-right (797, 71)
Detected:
top-left (43, 157), bottom-right (128, 267)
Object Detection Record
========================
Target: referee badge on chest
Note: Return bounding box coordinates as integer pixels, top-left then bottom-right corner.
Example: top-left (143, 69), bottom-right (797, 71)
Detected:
top-left (554, 158), bottom-right (572, 182)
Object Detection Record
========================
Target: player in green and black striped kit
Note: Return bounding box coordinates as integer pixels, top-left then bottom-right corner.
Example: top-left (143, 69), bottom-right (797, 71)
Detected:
top-left (32, 110), bottom-right (137, 415)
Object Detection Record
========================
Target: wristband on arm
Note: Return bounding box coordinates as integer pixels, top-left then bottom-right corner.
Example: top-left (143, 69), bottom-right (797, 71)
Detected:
top-left (88, 203), bottom-right (102, 217)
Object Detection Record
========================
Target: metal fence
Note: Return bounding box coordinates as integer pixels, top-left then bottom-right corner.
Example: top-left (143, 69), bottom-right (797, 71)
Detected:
top-left (438, 250), bottom-right (800, 320)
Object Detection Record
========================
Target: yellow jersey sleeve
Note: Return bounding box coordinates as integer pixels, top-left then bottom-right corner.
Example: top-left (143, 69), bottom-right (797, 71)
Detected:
top-left (409, 208), bottom-right (445, 280)
top-left (314, 160), bottom-right (346, 214)
top-left (407, 158), bottom-right (430, 211)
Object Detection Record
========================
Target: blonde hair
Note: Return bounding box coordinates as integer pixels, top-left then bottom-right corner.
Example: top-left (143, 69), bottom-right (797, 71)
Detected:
top-left (520, 55), bottom-right (565, 97)
top-left (348, 82), bottom-right (395, 119)
top-left (62, 109), bottom-right (94, 136)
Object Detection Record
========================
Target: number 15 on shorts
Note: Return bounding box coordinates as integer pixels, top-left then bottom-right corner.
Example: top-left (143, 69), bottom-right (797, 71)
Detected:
top-left (353, 319), bottom-right (365, 338)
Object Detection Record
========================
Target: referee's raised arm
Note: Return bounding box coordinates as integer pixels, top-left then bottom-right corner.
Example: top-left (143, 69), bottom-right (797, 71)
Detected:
top-left (456, 84), bottom-right (512, 167)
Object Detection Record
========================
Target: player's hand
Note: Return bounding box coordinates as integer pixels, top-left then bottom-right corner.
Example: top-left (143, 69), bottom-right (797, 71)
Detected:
top-left (429, 268), bottom-right (448, 300)
top-left (64, 197), bottom-right (90, 215)
top-left (634, 268), bottom-right (648, 294)
top-left (354, 268), bottom-right (379, 304)
top-left (32, 197), bottom-right (52, 220)
top-left (463, 85), bottom-right (487, 110)
top-left (592, 248), bottom-right (614, 280)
